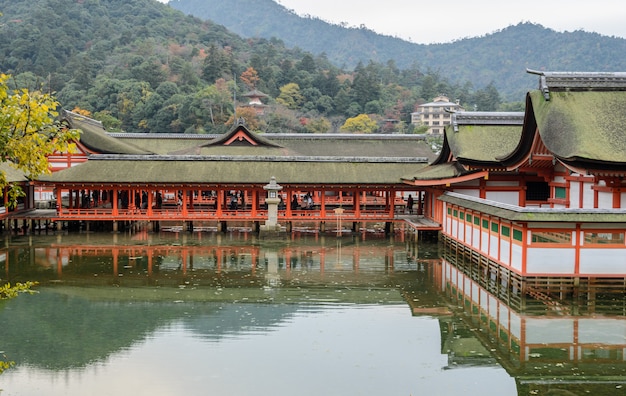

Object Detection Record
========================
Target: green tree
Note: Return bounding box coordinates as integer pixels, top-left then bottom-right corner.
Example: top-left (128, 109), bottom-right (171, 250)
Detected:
top-left (340, 114), bottom-right (378, 134)
top-left (0, 73), bottom-right (79, 207)
top-left (472, 82), bottom-right (502, 111)
top-left (93, 110), bottom-right (122, 131)
top-left (305, 117), bottom-right (331, 133)
top-left (276, 82), bottom-right (304, 110)
top-left (352, 61), bottom-right (381, 107)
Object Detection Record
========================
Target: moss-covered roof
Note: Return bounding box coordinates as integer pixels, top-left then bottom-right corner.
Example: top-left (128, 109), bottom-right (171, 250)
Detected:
top-left (62, 110), bottom-right (154, 155)
top-left (108, 134), bottom-right (214, 154)
top-left (402, 162), bottom-right (469, 181)
top-left (113, 132), bottom-right (437, 160)
top-left (0, 162), bottom-right (28, 182)
top-left (528, 90), bottom-right (626, 164)
top-left (430, 112), bottom-right (524, 168)
top-left (446, 124), bottom-right (523, 164)
top-left (41, 155), bottom-right (428, 185)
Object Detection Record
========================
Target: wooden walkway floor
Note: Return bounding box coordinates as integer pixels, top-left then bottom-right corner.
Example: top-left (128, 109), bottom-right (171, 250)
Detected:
top-left (401, 215), bottom-right (442, 231)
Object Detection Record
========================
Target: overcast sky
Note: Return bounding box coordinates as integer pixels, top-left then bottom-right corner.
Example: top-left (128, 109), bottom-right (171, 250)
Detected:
top-left (278, 0), bottom-right (626, 44)
top-left (158, 0), bottom-right (626, 44)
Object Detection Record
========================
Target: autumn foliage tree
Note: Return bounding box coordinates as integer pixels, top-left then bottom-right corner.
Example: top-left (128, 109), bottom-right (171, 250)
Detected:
top-left (0, 73), bottom-right (79, 207)
top-left (340, 114), bottom-right (378, 133)
top-left (225, 106), bottom-right (262, 131)
top-left (240, 67), bottom-right (260, 90)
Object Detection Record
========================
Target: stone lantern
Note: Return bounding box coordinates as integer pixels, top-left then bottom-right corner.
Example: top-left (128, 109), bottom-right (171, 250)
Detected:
top-left (261, 176), bottom-right (283, 231)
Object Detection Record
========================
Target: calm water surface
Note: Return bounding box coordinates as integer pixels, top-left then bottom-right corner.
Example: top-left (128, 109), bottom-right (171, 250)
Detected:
top-left (0, 230), bottom-right (624, 396)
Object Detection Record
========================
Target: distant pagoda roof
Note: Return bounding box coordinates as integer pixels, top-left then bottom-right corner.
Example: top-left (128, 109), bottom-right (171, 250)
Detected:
top-left (242, 89), bottom-right (268, 98)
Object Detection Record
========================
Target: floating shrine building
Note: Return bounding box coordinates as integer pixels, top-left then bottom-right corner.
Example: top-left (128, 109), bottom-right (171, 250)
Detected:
top-left (2, 69), bottom-right (626, 286)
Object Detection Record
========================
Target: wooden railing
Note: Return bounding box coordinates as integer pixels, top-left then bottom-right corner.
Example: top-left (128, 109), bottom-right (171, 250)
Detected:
top-left (54, 206), bottom-right (401, 222)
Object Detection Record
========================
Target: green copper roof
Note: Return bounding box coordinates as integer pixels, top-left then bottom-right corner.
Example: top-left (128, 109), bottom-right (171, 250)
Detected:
top-left (528, 90), bottom-right (626, 164)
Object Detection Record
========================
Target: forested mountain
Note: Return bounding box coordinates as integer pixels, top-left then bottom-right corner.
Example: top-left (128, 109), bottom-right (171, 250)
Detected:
top-left (0, 0), bottom-right (539, 134)
top-left (170, 0), bottom-right (626, 101)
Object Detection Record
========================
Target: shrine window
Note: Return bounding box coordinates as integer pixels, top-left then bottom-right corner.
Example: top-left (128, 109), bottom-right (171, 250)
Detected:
top-left (526, 181), bottom-right (550, 201)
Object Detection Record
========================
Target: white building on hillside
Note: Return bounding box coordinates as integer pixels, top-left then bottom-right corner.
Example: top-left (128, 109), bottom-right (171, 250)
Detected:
top-left (411, 95), bottom-right (464, 134)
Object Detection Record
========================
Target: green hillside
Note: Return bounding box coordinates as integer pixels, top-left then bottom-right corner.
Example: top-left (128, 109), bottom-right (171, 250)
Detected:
top-left (0, 0), bottom-right (506, 134)
top-left (170, 0), bottom-right (626, 101)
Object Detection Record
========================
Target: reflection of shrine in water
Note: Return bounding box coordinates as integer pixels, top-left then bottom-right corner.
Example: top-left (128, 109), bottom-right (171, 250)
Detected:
top-left (1, 232), bottom-right (439, 295)
top-left (3, 231), bottom-right (625, 394)
top-left (438, 253), bottom-right (626, 395)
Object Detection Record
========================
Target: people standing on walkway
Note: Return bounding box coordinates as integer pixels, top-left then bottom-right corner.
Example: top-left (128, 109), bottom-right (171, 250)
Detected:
top-left (291, 194), bottom-right (299, 210)
top-left (407, 194), bottom-right (414, 214)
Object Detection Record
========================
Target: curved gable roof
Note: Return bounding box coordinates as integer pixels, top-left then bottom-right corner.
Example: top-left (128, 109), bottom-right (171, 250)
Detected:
top-left (204, 121), bottom-right (282, 148)
top-left (403, 112), bottom-right (522, 186)
top-left (446, 112), bottom-right (524, 166)
top-left (529, 89), bottom-right (626, 165)
top-left (431, 112), bottom-right (523, 167)
top-left (0, 162), bottom-right (28, 182)
top-left (524, 70), bottom-right (626, 171)
top-left (62, 110), bottom-right (154, 155)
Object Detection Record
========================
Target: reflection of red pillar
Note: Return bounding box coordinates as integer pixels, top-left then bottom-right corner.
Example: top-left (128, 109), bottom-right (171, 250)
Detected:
top-left (387, 248), bottom-right (394, 271)
top-left (573, 319), bottom-right (579, 361)
top-left (147, 250), bottom-right (153, 276)
top-left (57, 248), bottom-right (63, 276)
top-left (319, 249), bottom-right (325, 275)
top-left (285, 250), bottom-right (291, 273)
top-left (216, 249), bottom-right (222, 272)
top-left (520, 317), bottom-right (527, 361)
top-left (353, 248), bottom-right (360, 272)
top-left (181, 251), bottom-right (187, 275)
top-left (251, 250), bottom-right (258, 274)
top-left (112, 248), bottom-right (119, 276)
